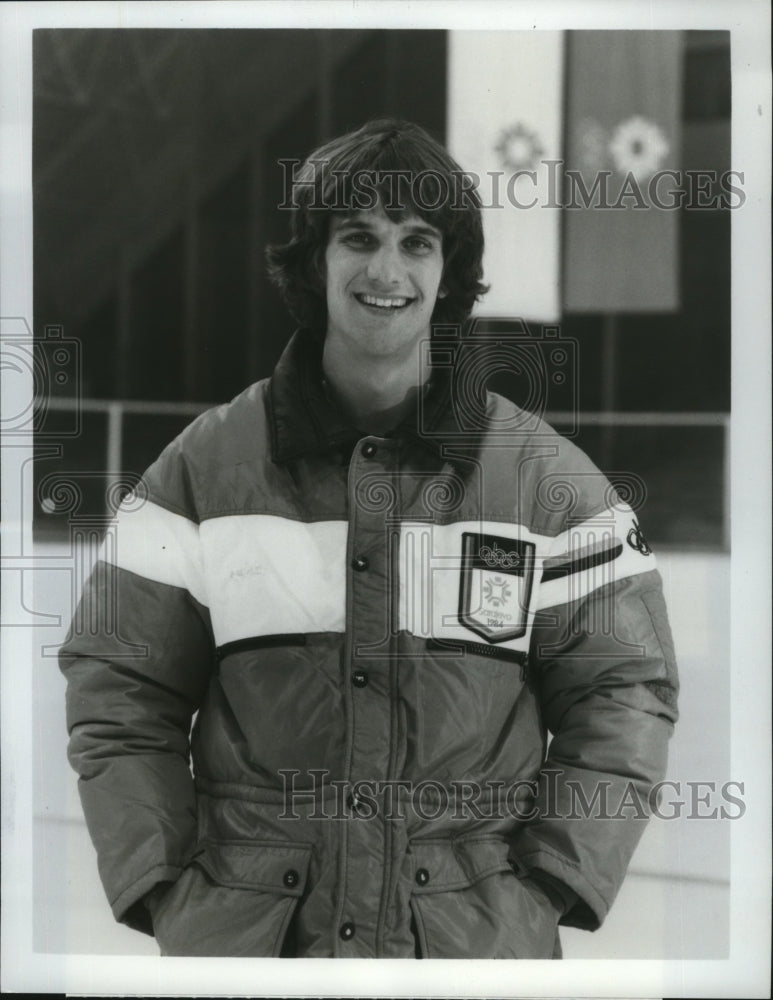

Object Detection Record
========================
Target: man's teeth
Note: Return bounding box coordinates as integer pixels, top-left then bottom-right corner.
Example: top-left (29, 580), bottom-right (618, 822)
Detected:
top-left (358, 294), bottom-right (410, 308)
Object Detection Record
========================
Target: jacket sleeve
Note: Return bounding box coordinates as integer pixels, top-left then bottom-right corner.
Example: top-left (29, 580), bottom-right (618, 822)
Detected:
top-left (59, 465), bottom-right (214, 934)
top-left (512, 502), bottom-right (679, 931)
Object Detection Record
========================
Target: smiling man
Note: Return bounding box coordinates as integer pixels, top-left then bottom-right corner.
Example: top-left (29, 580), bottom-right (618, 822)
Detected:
top-left (321, 208), bottom-right (445, 433)
top-left (325, 210), bottom-right (444, 353)
top-left (59, 119), bottom-right (679, 959)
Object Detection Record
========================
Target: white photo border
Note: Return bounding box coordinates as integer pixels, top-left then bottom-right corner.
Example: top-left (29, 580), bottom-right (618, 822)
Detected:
top-left (1, 1), bottom-right (770, 996)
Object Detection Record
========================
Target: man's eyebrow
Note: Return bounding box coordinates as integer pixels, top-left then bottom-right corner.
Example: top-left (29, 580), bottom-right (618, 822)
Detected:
top-left (330, 216), bottom-right (442, 239)
top-left (331, 216), bottom-right (375, 232)
top-left (403, 223), bottom-right (442, 240)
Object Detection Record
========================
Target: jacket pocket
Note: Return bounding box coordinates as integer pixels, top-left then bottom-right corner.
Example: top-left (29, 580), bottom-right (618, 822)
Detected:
top-left (425, 637), bottom-right (528, 679)
top-left (150, 839), bottom-right (312, 957)
top-left (408, 836), bottom-right (560, 959)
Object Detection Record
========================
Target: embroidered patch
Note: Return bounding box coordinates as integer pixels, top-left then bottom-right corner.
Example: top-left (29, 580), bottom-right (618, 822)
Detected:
top-left (458, 532), bottom-right (535, 642)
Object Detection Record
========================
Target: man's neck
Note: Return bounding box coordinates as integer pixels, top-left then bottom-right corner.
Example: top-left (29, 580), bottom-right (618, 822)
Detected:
top-left (321, 337), bottom-right (430, 436)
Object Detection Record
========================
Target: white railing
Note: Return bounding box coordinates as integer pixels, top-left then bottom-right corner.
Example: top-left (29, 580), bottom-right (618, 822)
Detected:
top-left (39, 397), bottom-right (731, 549)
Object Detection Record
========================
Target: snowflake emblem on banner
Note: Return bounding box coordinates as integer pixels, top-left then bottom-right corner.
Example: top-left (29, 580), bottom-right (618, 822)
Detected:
top-left (483, 575), bottom-right (512, 608)
top-left (609, 115), bottom-right (670, 182)
top-left (495, 123), bottom-right (544, 171)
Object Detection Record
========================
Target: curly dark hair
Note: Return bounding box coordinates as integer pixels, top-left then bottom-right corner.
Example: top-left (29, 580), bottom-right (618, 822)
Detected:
top-left (266, 119), bottom-right (489, 331)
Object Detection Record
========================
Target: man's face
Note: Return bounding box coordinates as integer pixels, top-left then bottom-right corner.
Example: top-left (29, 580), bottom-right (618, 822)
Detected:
top-left (323, 204), bottom-right (445, 359)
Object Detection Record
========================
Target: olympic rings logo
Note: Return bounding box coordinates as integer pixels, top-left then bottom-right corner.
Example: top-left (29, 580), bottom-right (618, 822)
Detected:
top-left (480, 545), bottom-right (521, 569)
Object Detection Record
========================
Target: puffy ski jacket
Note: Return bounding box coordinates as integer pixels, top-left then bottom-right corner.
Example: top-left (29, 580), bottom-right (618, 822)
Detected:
top-left (60, 328), bottom-right (679, 958)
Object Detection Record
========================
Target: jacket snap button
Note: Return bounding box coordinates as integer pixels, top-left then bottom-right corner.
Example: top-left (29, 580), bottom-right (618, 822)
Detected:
top-left (283, 869), bottom-right (299, 888)
top-left (352, 670), bottom-right (368, 687)
top-left (351, 555), bottom-right (369, 572)
top-left (415, 868), bottom-right (430, 886)
top-left (361, 442), bottom-right (377, 458)
top-left (339, 921), bottom-right (356, 940)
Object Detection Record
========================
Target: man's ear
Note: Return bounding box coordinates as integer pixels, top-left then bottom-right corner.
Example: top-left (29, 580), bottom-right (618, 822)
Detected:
top-left (438, 286), bottom-right (448, 299)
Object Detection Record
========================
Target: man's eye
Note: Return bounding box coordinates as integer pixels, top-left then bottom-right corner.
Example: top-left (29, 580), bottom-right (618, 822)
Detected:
top-left (403, 237), bottom-right (434, 253)
top-left (342, 232), bottom-right (374, 247)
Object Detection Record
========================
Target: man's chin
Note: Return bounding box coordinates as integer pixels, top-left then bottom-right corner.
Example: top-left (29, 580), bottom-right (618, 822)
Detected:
top-left (359, 331), bottom-right (429, 359)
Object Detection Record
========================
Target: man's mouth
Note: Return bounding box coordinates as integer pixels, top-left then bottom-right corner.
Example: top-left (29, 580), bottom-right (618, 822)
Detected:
top-left (354, 293), bottom-right (415, 310)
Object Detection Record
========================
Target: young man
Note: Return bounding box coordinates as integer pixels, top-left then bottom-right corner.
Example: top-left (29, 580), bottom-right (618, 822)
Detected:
top-left (60, 119), bottom-right (679, 958)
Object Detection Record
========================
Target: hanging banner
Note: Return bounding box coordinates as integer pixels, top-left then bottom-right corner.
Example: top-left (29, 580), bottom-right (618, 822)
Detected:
top-left (563, 31), bottom-right (682, 312)
top-left (447, 32), bottom-right (564, 322)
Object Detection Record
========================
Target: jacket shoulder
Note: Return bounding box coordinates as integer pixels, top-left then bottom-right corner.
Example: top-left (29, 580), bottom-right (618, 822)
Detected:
top-left (484, 391), bottom-right (620, 537)
top-left (141, 380), bottom-right (271, 522)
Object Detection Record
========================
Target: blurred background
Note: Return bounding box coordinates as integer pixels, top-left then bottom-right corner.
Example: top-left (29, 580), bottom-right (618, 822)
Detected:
top-left (31, 28), bottom-right (731, 957)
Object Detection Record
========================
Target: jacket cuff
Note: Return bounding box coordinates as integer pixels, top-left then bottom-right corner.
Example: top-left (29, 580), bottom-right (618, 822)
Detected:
top-left (526, 869), bottom-right (580, 917)
top-left (110, 863), bottom-right (186, 935)
top-left (508, 845), bottom-right (607, 930)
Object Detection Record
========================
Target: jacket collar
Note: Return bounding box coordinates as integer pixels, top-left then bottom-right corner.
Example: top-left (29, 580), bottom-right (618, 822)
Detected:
top-left (268, 329), bottom-right (481, 463)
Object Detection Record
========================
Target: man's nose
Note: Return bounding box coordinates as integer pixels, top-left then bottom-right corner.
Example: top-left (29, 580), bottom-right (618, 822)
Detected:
top-left (366, 244), bottom-right (404, 286)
